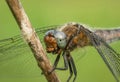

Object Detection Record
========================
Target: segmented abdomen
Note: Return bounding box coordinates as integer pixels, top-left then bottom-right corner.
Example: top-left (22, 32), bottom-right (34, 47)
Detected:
top-left (95, 28), bottom-right (120, 43)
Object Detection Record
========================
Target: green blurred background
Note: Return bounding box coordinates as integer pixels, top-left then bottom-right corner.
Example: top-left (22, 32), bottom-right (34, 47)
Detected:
top-left (0, 0), bottom-right (120, 82)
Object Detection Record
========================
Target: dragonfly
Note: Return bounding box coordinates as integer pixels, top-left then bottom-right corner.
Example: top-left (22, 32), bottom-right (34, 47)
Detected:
top-left (0, 22), bottom-right (120, 82)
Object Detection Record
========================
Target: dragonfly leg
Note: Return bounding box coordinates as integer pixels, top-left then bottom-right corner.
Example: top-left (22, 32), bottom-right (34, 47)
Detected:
top-left (66, 52), bottom-right (77, 82)
top-left (67, 57), bottom-right (73, 82)
top-left (41, 54), bottom-right (61, 75)
top-left (48, 54), bottom-right (61, 74)
top-left (55, 51), bottom-right (69, 70)
top-left (48, 51), bottom-right (69, 75)
top-left (70, 55), bottom-right (77, 82)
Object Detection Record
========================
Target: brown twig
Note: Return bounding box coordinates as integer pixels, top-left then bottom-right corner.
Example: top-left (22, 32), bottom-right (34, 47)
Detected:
top-left (5, 0), bottom-right (60, 82)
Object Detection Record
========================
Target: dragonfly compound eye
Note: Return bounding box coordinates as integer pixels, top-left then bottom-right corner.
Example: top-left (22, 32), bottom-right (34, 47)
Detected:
top-left (54, 31), bottom-right (67, 49)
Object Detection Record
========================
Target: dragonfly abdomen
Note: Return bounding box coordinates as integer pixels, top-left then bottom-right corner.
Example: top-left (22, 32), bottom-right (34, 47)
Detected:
top-left (95, 28), bottom-right (120, 43)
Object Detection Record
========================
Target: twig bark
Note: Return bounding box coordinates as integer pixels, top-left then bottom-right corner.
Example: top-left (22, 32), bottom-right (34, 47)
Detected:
top-left (6, 0), bottom-right (60, 82)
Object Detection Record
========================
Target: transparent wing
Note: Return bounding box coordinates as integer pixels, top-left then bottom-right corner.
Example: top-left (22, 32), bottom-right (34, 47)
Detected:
top-left (0, 25), bottom-right (58, 78)
top-left (0, 35), bottom-right (27, 62)
top-left (0, 25), bottom-right (59, 61)
top-left (83, 28), bottom-right (120, 82)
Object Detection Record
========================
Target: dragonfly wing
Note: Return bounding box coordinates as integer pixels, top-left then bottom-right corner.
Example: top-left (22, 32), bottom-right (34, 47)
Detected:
top-left (0, 25), bottom-right (59, 77)
top-left (0, 35), bottom-right (39, 77)
top-left (0, 25), bottom-right (59, 62)
top-left (83, 28), bottom-right (120, 81)
top-left (0, 35), bottom-right (30, 62)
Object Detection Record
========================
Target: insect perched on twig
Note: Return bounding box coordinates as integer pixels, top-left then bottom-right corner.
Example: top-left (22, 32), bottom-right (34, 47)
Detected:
top-left (44, 22), bottom-right (120, 82)
top-left (0, 22), bottom-right (120, 82)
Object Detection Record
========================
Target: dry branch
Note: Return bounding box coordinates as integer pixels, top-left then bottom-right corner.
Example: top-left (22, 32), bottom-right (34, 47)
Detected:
top-left (6, 0), bottom-right (60, 82)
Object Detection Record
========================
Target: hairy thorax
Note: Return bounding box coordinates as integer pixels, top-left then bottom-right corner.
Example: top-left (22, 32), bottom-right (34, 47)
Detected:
top-left (61, 24), bottom-right (91, 51)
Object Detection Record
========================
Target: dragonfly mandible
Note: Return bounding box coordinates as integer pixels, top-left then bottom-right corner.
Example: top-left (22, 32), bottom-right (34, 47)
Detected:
top-left (0, 22), bottom-right (120, 82)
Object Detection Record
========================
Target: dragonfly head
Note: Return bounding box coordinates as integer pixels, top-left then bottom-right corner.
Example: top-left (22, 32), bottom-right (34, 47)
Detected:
top-left (44, 30), bottom-right (67, 54)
